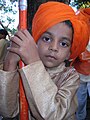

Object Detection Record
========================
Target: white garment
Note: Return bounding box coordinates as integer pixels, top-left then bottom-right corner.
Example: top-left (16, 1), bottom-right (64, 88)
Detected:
top-left (79, 73), bottom-right (90, 82)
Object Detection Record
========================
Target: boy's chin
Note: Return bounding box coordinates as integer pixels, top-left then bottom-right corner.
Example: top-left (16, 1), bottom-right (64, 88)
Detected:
top-left (44, 63), bottom-right (60, 68)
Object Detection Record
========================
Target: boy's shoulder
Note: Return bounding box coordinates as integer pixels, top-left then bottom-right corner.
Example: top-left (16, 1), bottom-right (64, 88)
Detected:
top-left (57, 65), bottom-right (79, 86)
top-left (61, 65), bottom-right (78, 77)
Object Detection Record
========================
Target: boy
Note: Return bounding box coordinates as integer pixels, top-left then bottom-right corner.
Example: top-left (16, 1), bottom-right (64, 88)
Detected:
top-left (0, 29), bottom-right (9, 69)
top-left (0, 2), bottom-right (89, 120)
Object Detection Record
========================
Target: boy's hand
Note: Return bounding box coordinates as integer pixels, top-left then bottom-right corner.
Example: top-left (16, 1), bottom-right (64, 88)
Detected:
top-left (8, 29), bottom-right (40, 65)
top-left (3, 42), bottom-right (20, 71)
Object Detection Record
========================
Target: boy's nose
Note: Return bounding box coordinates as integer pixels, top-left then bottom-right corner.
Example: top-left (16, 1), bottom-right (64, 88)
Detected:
top-left (49, 41), bottom-right (58, 52)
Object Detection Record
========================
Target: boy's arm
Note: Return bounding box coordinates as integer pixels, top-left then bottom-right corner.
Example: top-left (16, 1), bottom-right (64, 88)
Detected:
top-left (0, 37), bottom-right (20, 118)
top-left (0, 70), bottom-right (19, 118)
top-left (19, 60), bottom-right (79, 120)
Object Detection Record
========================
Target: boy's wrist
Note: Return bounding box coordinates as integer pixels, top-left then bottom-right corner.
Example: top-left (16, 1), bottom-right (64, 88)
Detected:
top-left (3, 59), bottom-right (18, 71)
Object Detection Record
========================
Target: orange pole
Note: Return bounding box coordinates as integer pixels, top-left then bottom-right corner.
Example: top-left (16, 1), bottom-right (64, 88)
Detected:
top-left (19, 0), bottom-right (29, 120)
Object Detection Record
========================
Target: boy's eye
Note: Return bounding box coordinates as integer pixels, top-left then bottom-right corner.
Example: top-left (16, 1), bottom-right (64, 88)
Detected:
top-left (42, 37), bottom-right (51, 42)
top-left (60, 42), bottom-right (69, 47)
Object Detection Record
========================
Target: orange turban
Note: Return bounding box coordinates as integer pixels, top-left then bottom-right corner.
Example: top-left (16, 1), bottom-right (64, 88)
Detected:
top-left (32, 2), bottom-right (89, 61)
top-left (73, 8), bottom-right (90, 75)
top-left (76, 8), bottom-right (90, 35)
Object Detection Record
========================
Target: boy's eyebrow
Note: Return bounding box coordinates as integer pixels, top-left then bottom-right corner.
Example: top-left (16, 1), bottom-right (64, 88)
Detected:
top-left (61, 37), bottom-right (72, 42)
top-left (43, 31), bottom-right (52, 35)
top-left (44, 31), bottom-right (72, 42)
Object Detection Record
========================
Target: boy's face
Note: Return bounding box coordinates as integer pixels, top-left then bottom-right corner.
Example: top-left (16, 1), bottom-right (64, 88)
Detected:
top-left (0, 34), bottom-right (6, 39)
top-left (37, 22), bottom-right (73, 68)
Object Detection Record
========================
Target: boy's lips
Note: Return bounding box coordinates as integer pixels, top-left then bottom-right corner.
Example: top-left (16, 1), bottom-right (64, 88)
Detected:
top-left (45, 55), bottom-right (57, 60)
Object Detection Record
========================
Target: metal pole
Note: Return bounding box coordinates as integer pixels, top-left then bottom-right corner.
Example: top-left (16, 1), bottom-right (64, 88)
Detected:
top-left (19, 0), bottom-right (29, 119)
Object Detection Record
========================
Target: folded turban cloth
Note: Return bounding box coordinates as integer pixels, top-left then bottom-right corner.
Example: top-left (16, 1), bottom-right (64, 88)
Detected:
top-left (73, 8), bottom-right (90, 75)
top-left (32, 2), bottom-right (89, 62)
top-left (76, 8), bottom-right (90, 35)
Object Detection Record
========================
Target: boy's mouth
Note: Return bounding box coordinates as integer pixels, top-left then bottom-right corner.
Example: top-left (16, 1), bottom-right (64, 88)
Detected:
top-left (46, 55), bottom-right (57, 60)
